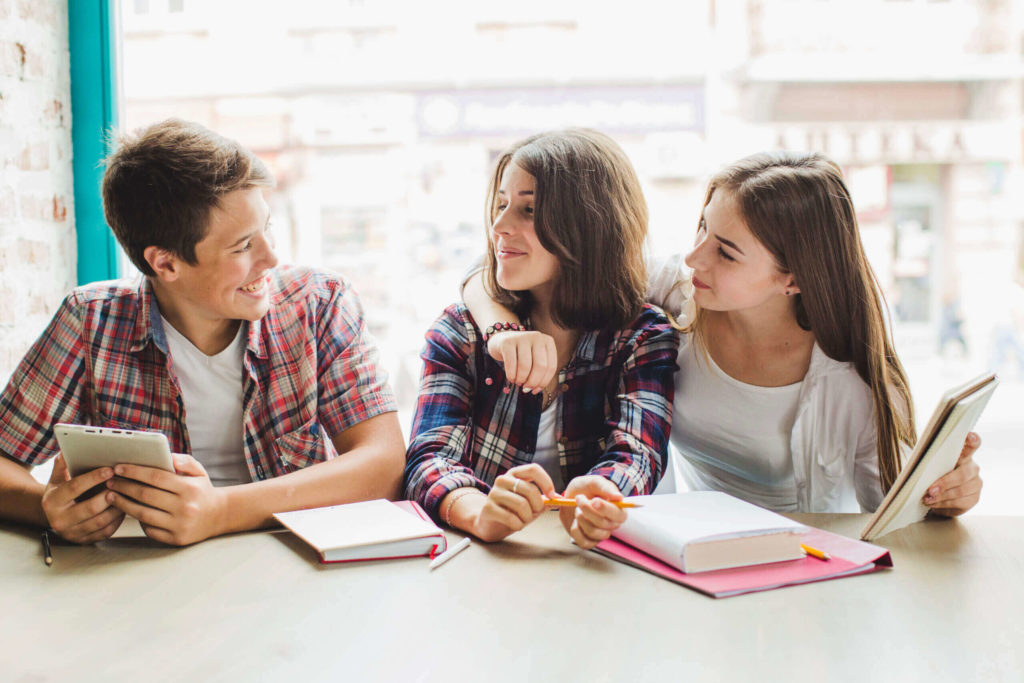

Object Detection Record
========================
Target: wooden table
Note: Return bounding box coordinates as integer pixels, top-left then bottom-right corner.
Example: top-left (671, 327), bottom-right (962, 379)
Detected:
top-left (2, 513), bottom-right (1022, 682)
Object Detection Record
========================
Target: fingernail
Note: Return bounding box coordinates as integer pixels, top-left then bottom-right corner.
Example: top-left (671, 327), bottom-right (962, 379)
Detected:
top-left (503, 386), bottom-right (510, 394)
top-left (969, 433), bottom-right (980, 445)
top-left (106, 492), bottom-right (115, 503)
top-left (114, 465), bottom-right (124, 475)
top-left (103, 468), bottom-right (113, 479)
top-left (929, 486), bottom-right (939, 497)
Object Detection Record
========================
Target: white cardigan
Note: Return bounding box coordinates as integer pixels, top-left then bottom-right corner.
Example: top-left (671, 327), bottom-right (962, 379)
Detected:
top-left (649, 254), bottom-right (884, 512)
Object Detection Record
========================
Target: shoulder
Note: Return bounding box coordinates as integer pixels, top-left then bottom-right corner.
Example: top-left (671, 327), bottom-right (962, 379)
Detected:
top-left (427, 303), bottom-right (482, 347)
top-left (647, 252), bottom-right (695, 325)
top-left (592, 304), bottom-right (679, 362)
top-left (270, 265), bottom-right (353, 308)
top-left (60, 278), bottom-right (143, 329)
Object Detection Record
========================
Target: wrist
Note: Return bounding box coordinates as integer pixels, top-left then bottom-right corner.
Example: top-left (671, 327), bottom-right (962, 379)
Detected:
top-left (482, 321), bottom-right (527, 342)
top-left (443, 487), bottom-right (485, 532)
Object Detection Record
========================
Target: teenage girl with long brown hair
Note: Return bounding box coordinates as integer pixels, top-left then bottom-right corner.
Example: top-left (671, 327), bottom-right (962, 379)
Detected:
top-left (465, 151), bottom-right (982, 514)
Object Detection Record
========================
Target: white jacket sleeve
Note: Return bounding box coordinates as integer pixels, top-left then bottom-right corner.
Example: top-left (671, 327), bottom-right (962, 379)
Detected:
top-left (646, 252), bottom-right (694, 326)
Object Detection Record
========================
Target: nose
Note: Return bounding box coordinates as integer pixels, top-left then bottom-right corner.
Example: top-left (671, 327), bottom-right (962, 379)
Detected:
top-left (683, 232), bottom-right (709, 270)
top-left (259, 230), bottom-right (279, 270)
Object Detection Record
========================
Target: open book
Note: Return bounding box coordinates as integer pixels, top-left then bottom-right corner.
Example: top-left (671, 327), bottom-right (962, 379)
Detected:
top-left (603, 492), bottom-right (807, 573)
top-left (273, 499), bottom-right (447, 564)
top-left (861, 372), bottom-right (998, 541)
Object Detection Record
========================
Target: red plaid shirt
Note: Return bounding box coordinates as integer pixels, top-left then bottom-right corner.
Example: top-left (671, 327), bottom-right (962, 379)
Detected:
top-left (0, 266), bottom-right (396, 480)
top-left (405, 303), bottom-right (678, 522)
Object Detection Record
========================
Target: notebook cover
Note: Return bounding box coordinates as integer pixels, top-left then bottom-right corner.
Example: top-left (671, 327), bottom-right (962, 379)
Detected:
top-left (594, 527), bottom-right (892, 598)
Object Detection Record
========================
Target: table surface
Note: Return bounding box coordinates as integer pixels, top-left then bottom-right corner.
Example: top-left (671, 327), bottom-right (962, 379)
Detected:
top-left (3, 512), bottom-right (1023, 682)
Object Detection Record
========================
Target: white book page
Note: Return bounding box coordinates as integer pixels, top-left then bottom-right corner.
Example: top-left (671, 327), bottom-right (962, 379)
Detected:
top-left (274, 499), bottom-right (439, 552)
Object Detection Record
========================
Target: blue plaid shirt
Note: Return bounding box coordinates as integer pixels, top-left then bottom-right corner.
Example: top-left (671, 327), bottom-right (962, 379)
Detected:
top-left (405, 303), bottom-right (678, 522)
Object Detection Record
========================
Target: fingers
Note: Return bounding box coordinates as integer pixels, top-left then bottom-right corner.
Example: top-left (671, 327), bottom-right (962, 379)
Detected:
top-left (563, 475), bottom-right (624, 502)
top-left (106, 476), bottom-right (177, 512)
top-left (49, 454), bottom-right (70, 484)
top-left (172, 453), bottom-right (207, 477)
top-left (489, 331), bottom-right (559, 393)
top-left (107, 489), bottom-right (175, 530)
top-left (924, 453), bottom-right (982, 516)
top-left (54, 467), bottom-right (115, 507)
top-left (509, 463), bottom-right (556, 500)
top-left (67, 504), bottom-right (125, 544)
top-left (957, 432), bottom-right (982, 464)
top-left (521, 336), bottom-right (557, 394)
top-left (561, 499), bottom-right (624, 550)
top-left (45, 488), bottom-right (117, 544)
top-left (112, 463), bottom-right (180, 492)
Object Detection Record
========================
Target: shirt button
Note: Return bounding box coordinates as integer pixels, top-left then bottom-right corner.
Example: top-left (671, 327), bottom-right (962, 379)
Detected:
top-left (255, 464), bottom-right (266, 480)
top-left (558, 436), bottom-right (568, 445)
top-left (310, 423), bottom-right (320, 437)
top-left (560, 383), bottom-right (569, 393)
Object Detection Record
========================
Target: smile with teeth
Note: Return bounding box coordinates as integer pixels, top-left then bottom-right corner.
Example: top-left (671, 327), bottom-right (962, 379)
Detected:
top-left (239, 275), bottom-right (270, 293)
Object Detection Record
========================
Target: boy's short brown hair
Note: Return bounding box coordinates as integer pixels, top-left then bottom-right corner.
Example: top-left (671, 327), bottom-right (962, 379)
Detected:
top-left (484, 129), bottom-right (649, 330)
top-left (102, 119), bottom-right (274, 276)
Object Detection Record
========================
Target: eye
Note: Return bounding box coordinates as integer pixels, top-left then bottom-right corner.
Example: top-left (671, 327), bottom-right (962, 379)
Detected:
top-left (497, 203), bottom-right (508, 212)
top-left (235, 241), bottom-right (253, 254)
top-left (524, 206), bottom-right (533, 216)
top-left (698, 218), bottom-right (707, 233)
top-left (717, 246), bottom-right (735, 262)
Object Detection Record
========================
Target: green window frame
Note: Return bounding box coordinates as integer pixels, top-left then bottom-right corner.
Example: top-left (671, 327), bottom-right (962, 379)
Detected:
top-left (68, 0), bottom-right (121, 284)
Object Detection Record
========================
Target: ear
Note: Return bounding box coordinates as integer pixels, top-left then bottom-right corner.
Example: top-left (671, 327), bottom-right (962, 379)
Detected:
top-left (143, 246), bottom-right (181, 283)
top-left (781, 272), bottom-right (800, 296)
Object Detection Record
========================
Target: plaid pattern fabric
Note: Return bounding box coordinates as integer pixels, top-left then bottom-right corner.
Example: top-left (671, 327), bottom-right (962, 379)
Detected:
top-left (404, 303), bottom-right (678, 522)
top-left (0, 266), bottom-right (396, 480)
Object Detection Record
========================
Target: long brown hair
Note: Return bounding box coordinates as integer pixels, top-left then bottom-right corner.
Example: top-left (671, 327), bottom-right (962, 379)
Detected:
top-left (690, 151), bottom-right (915, 493)
top-left (483, 129), bottom-right (648, 330)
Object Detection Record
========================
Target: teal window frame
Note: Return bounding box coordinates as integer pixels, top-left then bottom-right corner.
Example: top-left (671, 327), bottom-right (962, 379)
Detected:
top-left (68, 0), bottom-right (121, 285)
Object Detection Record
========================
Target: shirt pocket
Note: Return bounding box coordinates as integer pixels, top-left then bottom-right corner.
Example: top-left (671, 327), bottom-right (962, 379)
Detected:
top-left (274, 416), bottom-right (337, 472)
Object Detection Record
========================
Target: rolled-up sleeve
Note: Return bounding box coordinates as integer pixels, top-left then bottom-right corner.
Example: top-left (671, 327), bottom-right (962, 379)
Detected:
top-left (404, 307), bottom-right (489, 522)
top-left (588, 318), bottom-right (678, 496)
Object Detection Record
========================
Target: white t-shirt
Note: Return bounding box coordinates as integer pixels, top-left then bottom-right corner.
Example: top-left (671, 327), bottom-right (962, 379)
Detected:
top-left (161, 317), bottom-right (251, 487)
top-left (673, 335), bottom-right (803, 512)
top-left (532, 401), bottom-right (564, 492)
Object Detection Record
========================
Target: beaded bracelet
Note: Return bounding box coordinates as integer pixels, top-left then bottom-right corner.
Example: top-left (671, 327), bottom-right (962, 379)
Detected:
top-left (442, 488), bottom-right (479, 528)
top-left (483, 321), bottom-right (527, 342)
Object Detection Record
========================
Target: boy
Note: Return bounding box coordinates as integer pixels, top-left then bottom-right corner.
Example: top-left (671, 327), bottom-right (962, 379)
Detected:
top-left (0, 119), bottom-right (405, 545)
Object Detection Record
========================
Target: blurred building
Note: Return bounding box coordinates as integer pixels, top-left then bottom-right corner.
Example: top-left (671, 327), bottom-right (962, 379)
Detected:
top-left (120, 0), bottom-right (1024, 409)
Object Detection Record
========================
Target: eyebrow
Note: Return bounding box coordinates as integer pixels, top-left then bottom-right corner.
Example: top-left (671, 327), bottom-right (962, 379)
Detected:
top-left (714, 235), bottom-right (745, 256)
top-left (497, 188), bottom-right (535, 196)
top-left (226, 213), bottom-right (271, 248)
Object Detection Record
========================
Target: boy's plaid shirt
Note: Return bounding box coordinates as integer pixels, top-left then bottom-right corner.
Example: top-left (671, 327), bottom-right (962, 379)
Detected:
top-left (405, 303), bottom-right (678, 522)
top-left (0, 266), bottom-right (395, 480)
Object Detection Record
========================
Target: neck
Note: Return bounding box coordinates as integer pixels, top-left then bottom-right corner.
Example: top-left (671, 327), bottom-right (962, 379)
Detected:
top-left (714, 296), bottom-right (810, 349)
top-left (528, 288), bottom-right (578, 362)
top-left (150, 280), bottom-right (241, 356)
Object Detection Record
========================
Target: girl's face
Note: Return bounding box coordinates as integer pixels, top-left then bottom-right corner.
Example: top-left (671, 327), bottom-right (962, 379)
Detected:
top-left (491, 162), bottom-right (560, 296)
top-left (683, 188), bottom-right (795, 313)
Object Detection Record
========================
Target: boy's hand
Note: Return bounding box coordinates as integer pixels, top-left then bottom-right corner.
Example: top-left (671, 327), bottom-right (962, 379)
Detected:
top-left (41, 455), bottom-right (126, 544)
top-left (106, 453), bottom-right (228, 546)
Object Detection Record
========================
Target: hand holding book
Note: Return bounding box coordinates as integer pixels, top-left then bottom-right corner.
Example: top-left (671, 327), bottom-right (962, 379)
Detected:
top-left (921, 430), bottom-right (982, 516)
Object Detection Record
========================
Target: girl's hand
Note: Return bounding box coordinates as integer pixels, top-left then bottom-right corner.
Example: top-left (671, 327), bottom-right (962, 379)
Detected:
top-left (487, 331), bottom-right (557, 395)
top-left (558, 475), bottom-right (628, 549)
top-left (471, 464), bottom-right (556, 542)
top-left (923, 432), bottom-right (982, 516)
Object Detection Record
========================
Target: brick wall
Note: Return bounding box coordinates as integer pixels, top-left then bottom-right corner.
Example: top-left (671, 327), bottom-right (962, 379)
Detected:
top-left (0, 0), bottom-right (76, 385)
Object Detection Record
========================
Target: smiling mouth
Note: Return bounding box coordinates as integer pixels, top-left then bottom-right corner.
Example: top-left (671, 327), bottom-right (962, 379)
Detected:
top-left (692, 276), bottom-right (711, 290)
top-left (239, 275), bottom-right (270, 293)
top-left (498, 248), bottom-right (526, 259)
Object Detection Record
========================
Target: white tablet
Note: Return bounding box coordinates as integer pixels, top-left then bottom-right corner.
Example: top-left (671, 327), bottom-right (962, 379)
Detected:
top-left (54, 423), bottom-right (175, 477)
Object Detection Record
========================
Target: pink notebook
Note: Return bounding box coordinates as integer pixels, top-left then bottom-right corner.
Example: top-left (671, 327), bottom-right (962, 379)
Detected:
top-left (594, 527), bottom-right (892, 598)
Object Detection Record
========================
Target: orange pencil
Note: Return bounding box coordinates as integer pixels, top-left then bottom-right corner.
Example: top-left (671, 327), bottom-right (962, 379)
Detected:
top-left (542, 497), bottom-right (641, 509)
top-left (801, 544), bottom-right (831, 561)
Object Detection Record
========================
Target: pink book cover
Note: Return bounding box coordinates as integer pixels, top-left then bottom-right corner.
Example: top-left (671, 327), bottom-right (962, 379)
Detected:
top-left (594, 528), bottom-right (892, 598)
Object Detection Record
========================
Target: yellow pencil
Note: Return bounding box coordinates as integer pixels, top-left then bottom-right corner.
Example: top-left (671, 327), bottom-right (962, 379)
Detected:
top-left (542, 497), bottom-right (641, 509)
top-left (801, 543), bottom-right (831, 561)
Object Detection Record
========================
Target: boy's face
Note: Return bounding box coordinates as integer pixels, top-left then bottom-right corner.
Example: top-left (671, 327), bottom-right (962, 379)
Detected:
top-left (161, 187), bottom-right (279, 339)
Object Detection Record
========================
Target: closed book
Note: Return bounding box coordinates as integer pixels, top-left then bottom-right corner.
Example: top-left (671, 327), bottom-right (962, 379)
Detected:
top-left (607, 492), bottom-right (806, 573)
top-left (273, 499), bottom-right (446, 564)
